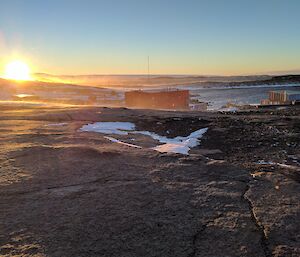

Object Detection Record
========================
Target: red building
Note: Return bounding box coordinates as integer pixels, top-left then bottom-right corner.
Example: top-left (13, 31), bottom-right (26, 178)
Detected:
top-left (125, 90), bottom-right (189, 110)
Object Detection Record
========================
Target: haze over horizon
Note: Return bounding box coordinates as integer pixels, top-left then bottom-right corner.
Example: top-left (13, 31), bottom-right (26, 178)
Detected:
top-left (0, 0), bottom-right (300, 77)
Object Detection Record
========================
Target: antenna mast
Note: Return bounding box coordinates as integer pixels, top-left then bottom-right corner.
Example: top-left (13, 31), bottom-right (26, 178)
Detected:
top-left (147, 56), bottom-right (150, 81)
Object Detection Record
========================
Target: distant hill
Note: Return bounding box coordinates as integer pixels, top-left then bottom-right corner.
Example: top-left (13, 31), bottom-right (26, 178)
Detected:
top-left (214, 75), bottom-right (300, 88)
top-left (264, 75), bottom-right (300, 83)
top-left (33, 73), bottom-right (272, 87)
top-left (1, 74), bottom-right (299, 93)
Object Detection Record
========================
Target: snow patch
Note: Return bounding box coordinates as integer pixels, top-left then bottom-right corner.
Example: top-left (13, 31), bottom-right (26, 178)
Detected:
top-left (218, 107), bottom-right (239, 113)
top-left (255, 160), bottom-right (300, 171)
top-left (104, 136), bottom-right (142, 149)
top-left (15, 94), bottom-right (34, 98)
top-left (256, 160), bottom-right (275, 165)
top-left (80, 122), bottom-right (135, 135)
top-left (46, 123), bottom-right (68, 127)
top-left (149, 128), bottom-right (208, 155)
top-left (134, 128), bottom-right (208, 154)
top-left (80, 122), bottom-right (208, 155)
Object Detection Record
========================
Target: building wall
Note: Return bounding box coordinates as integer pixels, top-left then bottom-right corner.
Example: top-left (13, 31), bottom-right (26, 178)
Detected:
top-left (269, 91), bottom-right (287, 102)
top-left (125, 90), bottom-right (189, 110)
top-left (262, 90), bottom-right (300, 105)
top-left (287, 93), bottom-right (300, 101)
top-left (269, 90), bottom-right (300, 103)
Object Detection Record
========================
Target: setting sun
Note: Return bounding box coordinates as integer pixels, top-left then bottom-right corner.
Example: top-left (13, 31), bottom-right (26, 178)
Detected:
top-left (4, 60), bottom-right (31, 81)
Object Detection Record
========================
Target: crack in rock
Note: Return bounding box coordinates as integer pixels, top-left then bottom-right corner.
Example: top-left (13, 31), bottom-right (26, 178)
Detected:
top-left (187, 225), bottom-right (206, 257)
top-left (187, 214), bottom-right (223, 257)
top-left (243, 183), bottom-right (273, 257)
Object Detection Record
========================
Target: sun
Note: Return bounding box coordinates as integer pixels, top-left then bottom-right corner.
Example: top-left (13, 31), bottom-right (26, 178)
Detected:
top-left (4, 60), bottom-right (31, 81)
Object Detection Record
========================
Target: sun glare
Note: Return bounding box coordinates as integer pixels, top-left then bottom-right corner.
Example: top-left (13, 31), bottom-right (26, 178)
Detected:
top-left (4, 60), bottom-right (31, 81)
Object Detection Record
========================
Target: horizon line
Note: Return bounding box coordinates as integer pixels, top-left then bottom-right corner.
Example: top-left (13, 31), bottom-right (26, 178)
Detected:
top-left (33, 71), bottom-right (300, 77)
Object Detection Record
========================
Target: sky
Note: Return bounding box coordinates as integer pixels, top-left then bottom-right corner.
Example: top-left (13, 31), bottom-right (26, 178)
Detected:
top-left (0, 0), bottom-right (300, 76)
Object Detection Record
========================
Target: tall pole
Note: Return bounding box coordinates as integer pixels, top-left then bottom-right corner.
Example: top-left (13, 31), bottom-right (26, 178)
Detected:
top-left (147, 56), bottom-right (150, 82)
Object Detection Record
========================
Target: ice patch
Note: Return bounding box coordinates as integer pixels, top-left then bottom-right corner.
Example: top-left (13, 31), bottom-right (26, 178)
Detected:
top-left (256, 160), bottom-right (275, 165)
top-left (218, 107), bottom-right (239, 113)
top-left (46, 123), bottom-right (68, 126)
top-left (80, 122), bottom-right (135, 135)
top-left (80, 122), bottom-right (208, 155)
top-left (255, 161), bottom-right (300, 171)
top-left (147, 128), bottom-right (208, 155)
top-left (104, 136), bottom-right (142, 149)
top-left (15, 94), bottom-right (34, 98)
top-left (153, 143), bottom-right (190, 155)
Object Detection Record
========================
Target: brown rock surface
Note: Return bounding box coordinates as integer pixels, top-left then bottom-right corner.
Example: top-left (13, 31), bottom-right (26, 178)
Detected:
top-left (0, 104), bottom-right (299, 257)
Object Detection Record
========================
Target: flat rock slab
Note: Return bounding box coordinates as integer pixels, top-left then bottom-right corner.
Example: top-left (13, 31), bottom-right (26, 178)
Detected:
top-left (0, 106), bottom-right (299, 257)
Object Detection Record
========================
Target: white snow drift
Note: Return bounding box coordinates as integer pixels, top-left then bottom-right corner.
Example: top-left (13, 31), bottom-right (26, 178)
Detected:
top-left (80, 122), bottom-right (135, 135)
top-left (80, 122), bottom-right (208, 155)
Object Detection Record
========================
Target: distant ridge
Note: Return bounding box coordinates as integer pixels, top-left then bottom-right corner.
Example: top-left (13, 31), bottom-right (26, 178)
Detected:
top-left (33, 73), bottom-right (272, 87)
top-left (32, 73), bottom-right (300, 88)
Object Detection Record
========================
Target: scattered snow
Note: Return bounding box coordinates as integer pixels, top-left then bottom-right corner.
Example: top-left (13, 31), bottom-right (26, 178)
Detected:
top-left (276, 163), bottom-right (300, 170)
top-left (255, 161), bottom-right (299, 170)
top-left (15, 94), bottom-right (34, 98)
top-left (46, 123), bottom-right (68, 127)
top-left (104, 136), bottom-right (142, 149)
top-left (80, 121), bottom-right (208, 155)
top-left (80, 122), bottom-right (135, 135)
top-left (256, 160), bottom-right (275, 165)
top-left (153, 143), bottom-right (190, 155)
top-left (218, 107), bottom-right (239, 113)
top-left (149, 128), bottom-right (208, 154)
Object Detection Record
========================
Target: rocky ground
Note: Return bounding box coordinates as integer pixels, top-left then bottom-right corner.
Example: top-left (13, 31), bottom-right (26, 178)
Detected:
top-left (0, 104), bottom-right (299, 257)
